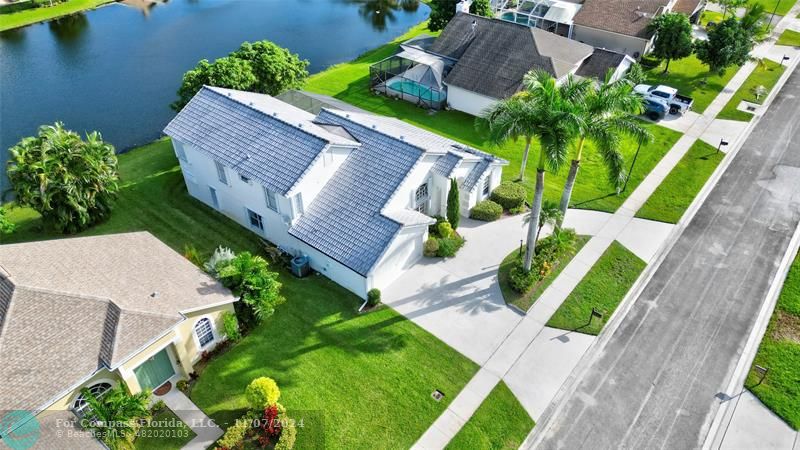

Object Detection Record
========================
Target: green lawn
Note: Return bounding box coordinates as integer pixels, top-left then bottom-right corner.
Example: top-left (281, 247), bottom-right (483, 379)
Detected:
top-left (751, 0), bottom-right (798, 17)
top-left (746, 252), bottom-right (800, 430)
top-left (4, 139), bottom-right (479, 449)
top-left (546, 242), bottom-right (645, 335)
top-left (643, 54), bottom-right (738, 114)
top-left (499, 237), bottom-right (590, 312)
top-left (636, 140), bottom-right (724, 223)
top-left (700, 10), bottom-right (724, 27)
top-left (134, 409), bottom-right (195, 450)
top-left (445, 382), bottom-right (534, 450)
top-left (717, 59), bottom-right (786, 121)
top-left (306, 23), bottom-right (683, 214)
top-left (776, 29), bottom-right (800, 46)
top-left (0, 0), bottom-right (114, 32)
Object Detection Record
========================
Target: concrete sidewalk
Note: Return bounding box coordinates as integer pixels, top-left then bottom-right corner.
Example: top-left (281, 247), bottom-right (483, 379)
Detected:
top-left (719, 391), bottom-right (799, 450)
top-left (156, 387), bottom-right (223, 450)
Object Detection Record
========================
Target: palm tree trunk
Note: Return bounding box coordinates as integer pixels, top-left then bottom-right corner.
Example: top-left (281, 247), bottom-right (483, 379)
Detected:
top-left (523, 168), bottom-right (545, 272)
top-left (518, 137), bottom-right (532, 181)
top-left (558, 136), bottom-right (585, 225)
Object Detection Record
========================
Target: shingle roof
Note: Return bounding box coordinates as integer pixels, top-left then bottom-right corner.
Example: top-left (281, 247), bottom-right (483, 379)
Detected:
top-left (430, 14), bottom-right (593, 99)
top-left (576, 48), bottom-right (629, 80)
top-left (0, 233), bottom-right (235, 412)
top-left (672, 0), bottom-right (702, 14)
top-left (573, 0), bottom-right (667, 39)
top-left (289, 110), bottom-right (425, 276)
top-left (432, 152), bottom-right (464, 178)
top-left (164, 86), bottom-right (358, 195)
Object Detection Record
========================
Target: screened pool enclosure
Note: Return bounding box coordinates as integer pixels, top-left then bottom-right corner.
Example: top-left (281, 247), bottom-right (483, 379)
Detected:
top-left (369, 46), bottom-right (451, 110)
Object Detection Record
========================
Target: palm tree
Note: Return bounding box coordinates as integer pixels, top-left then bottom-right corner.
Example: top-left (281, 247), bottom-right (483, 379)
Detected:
top-left (481, 70), bottom-right (579, 272)
top-left (523, 199), bottom-right (562, 242)
top-left (80, 385), bottom-right (150, 450)
top-left (557, 72), bottom-right (652, 223)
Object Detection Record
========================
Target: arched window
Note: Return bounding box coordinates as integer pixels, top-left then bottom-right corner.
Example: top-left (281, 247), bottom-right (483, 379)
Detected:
top-left (195, 318), bottom-right (214, 348)
top-left (73, 382), bottom-right (112, 415)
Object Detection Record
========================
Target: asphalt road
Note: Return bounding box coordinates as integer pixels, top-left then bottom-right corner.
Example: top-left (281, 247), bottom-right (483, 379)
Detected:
top-left (535, 68), bottom-right (800, 449)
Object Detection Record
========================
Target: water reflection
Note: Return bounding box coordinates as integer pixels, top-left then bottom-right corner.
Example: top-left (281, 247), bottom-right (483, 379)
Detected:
top-left (120, 0), bottom-right (165, 16)
top-left (0, 27), bottom-right (26, 44)
top-left (342, 0), bottom-right (420, 31)
top-left (48, 13), bottom-right (89, 43)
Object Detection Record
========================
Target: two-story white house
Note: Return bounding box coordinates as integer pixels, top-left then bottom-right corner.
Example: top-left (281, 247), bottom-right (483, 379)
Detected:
top-left (164, 86), bottom-right (507, 298)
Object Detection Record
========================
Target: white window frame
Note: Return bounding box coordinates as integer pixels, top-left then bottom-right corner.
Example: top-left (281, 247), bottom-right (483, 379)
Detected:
top-left (215, 161), bottom-right (228, 185)
top-left (264, 187), bottom-right (278, 212)
top-left (414, 182), bottom-right (429, 212)
top-left (291, 194), bottom-right (304, 219)
top-left (72, 381), bottom-right (115, 416)
top-left (194, 317), bottom-right (215, 349)
top-left (247, 208), bottom-right (264, 230)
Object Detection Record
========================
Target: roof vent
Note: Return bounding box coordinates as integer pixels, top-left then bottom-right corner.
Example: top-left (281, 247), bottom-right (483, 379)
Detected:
top-left (299, 123), bottom-right (303, 128)
top-left (249, 102), bottom-right (254, 106)
top-left (345, 114), bottom-right (351, 118)
top-left (150, 291), bottom-right (159, 298)
top-left (400, 135), bottom-right (405, 140)
top-left (372, 124), bottom-right (377, 129)
top-left (273, 112), bottom-right (278, 117)
top-left (245, 153), bottom-right (251, 160)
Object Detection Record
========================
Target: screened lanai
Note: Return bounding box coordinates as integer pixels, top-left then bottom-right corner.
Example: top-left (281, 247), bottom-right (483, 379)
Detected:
top-left (494, 0), bottom-right (581, 37)
top-left (369, 46), bottom-right (451, 110)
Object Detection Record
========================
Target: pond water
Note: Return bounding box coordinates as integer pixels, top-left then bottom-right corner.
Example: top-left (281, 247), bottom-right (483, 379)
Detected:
top-left (0, 0), bottom-right (428, 193)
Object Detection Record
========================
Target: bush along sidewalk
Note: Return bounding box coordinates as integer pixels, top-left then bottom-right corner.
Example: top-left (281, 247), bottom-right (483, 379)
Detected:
top-left (490, 181), bottom-right (527, 214)
top-left (425, 217), bottom-right (465, 257)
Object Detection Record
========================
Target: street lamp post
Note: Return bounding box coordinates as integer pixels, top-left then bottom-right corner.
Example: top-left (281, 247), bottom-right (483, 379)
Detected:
top-left (781, 55), bottom-right (791, 66)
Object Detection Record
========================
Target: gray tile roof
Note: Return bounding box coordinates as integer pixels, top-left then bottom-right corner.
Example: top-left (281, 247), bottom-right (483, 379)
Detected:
top-left (463, 159), bottom-right (492, 192)
top-left (164, 86), bottom-right (358, 195)
top-left (576, 48), bottom-right (629, 80)
top-left (289, 109), bottom-right (425, 276)
top-left (432, 152), bottom-right (464, 178)
top-left (430, 14), bottom-right (593, 99)
top-left (0, 232), bottom-right (235, 412)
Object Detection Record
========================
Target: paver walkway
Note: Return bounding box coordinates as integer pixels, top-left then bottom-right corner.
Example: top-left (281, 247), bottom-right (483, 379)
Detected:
top-left (156, 387), bottom-right (223, 450)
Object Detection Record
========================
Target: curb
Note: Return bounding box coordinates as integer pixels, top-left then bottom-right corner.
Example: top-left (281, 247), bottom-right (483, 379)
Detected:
top-left (521, 33), bottom-right (800, 450)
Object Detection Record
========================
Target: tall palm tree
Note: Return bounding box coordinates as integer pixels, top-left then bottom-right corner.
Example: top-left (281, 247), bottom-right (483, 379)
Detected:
top-left (481, 70), bottom-right (579, 272)
top-left (80, 385), bottom-right (150, 450)
top-left (557, 72), bottom-right (652, 223)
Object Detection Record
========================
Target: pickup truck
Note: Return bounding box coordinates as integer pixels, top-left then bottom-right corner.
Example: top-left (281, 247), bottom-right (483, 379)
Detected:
top-left (634, 84), bottom-right (693, 115)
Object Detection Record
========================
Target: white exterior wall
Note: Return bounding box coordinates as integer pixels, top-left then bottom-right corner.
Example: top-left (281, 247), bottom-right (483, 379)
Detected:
top-left (385, 155), bottom-right (438, 212)
top-left (446, 85), bottom-right (499, 117)
top-left (369, 226), bottom-right (428, 290)
top-left (572, 25), bottom-right (651, 57)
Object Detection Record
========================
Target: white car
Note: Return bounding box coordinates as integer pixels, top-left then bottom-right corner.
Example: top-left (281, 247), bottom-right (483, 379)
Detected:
top-left (634, 84), bottom-right (694, 115)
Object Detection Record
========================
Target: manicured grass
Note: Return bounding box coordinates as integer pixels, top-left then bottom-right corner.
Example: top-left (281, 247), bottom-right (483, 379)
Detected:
top-left (306, 23), bottom-right (683, 214)
top-left (700, 10), bottom-right (724, 27)
top-left (746, 252), bottom-right (800, 430)
top-left (445, 382), bottom-right (534, 450)
top-left (717, 59), bottom-right (786, 121)
top-left (776, 29), bottom-right (800, 47)
top-left (751, 0), bottom-right (798, 17)
top-left (498, 236), bottom-right (590, 312)
top-left (635, 140), bottom-right (724, 223)
top-left (134, 409), bottom-right (195, 450)
top-left (4, 139), bottom-right (479, 449)
top-left (643, 54), bottom-right (738, 114)
top-left (0, 0), bottom-right (114, 32)
top-left (546, 241), bottom-right (646, 335)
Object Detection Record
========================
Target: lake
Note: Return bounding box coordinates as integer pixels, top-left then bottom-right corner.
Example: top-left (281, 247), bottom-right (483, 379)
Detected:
top-left (0, 0), bottom-right (429, 194)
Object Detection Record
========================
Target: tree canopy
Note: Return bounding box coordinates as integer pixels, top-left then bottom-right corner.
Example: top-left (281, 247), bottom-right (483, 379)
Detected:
top-left (428, 0), bottom-right (458, 31)
top-left (469, 0), bottom-right (492, 17)
top-left (649, 12), bottom-right (694, 73)
top-left (7, 122), bottom-right (119, 234)
top-left (695, 17), bottom-right (755, 76)
top-left (173, 40), bottom-right (309, 111)
top-left (216, 251), bottom-right (285, 328)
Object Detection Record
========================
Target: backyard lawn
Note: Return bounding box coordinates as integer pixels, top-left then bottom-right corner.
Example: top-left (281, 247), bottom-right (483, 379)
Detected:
top-left (643, 54), bottom-right (738, 114)
top-left (498, 237), bottom-right (590, 311)
top-left (3, 139), bottom-right (479, 449)
top-left (636, 140), bottom-right (724, 223)
top-left (776, 29), bottom-right (800, 46)
top-left (747, 252), bottom-right (800, 430)
top-left (445, 382), bottom-right (534, 450)
top-left (134, 409), bottom-right (195, 450)
top-left (0, 0), bottom-right (114, 32)
top-left (306, 23), bottom-right (683, 214)
top-left (546, 242), bottom-right (645, 335)
top-left (717, 59), bottom-right (786, 121)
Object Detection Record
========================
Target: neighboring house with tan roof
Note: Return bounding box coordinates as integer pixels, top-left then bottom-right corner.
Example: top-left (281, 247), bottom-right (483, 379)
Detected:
top-left (164, 86), bottom-right (507, 298)
top-left (0, 232), bottom-right (236, 446)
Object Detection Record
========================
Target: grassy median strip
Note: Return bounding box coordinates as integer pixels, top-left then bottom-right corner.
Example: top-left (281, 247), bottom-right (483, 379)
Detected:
top-left (776, 29), bottom-right (800, 47)
top-left (499, 237), bottom-right (590, 312)
top-left (5, 139), bottom-right (480, 449)
top-left (746, 252), bottom-right (800, 430)
top-left (546, 242), bottom-right (645, 335)
top-left (635, 140), bottom-right (724, 224)
top-left (306, 23), bottom-right (682, 214)
top-left (445, 382), bottom-right (534, 450)
top-left (0, 0), bottom-right (114, 32)
top-left (643, 54), bottom-right (738, 114)
top-left (717, 59), bottom-right (786, 121)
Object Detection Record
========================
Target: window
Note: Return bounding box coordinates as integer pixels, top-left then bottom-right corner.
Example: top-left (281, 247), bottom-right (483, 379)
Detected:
top-left (215, 161), bottom-right (228, 185)
top-left (414, 183), bottom-right (429, 213)
top-left (73, 382), bottom-right (112, 416)
top-left (248, 209), bottom-right (264, 230)
top-left (175, 142), bottom-right (187, 162)
top-left (195, 318), bottom-right (214, 348)
top-left (483, 175), bottom-right (491, 197)
top-left (291, 194), bottom-right (304, 218)
top-left (264, 187), bottom-right (278, 212)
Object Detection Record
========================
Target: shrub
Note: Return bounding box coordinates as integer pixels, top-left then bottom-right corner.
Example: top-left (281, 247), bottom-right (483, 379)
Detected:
top-left (509, 259), bottom-right (538, 293)
top-left (204, 246), bottom-right (235, 275)
top-left (257, 404), bottom-right (282, 447)
top-left (217, 252), bottom-right (285, 328)
top-left (367, 289), bottom-right (381, 307)
top-left (222, 311), bottom-right (242, 342)
top-left (246, 377), bottom-right (281, 410)
top-left (216, 411), bottom-right (257, 450)
top-left (150, 400), bottom-right (166, 414)
top-left (490, 182), bottom-right (527, 211)
top-left (177, 379), bottom-right (189, 393)
top-left (437, 236), bottom-right (465, 258)
top-left (0, 207), bottom-right (14, 235)
top-left (470, 200), bottom-right (503, 221)
top-left (437, 221), bottom-right (454, 239)
top-left (275, 414), bottom-right (297, 450)
top-left (183, 244), bottom-right (203, 266)
top-left (424, 238), bottom-right (440, 257)
top-left (429, 216), bottom-right (447, 236)
top-left (446, 178), bottom-right (461, 230)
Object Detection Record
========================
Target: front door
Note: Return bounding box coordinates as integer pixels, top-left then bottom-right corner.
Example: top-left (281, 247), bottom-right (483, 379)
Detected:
top-left (133, 348), bottom-right (175, 391)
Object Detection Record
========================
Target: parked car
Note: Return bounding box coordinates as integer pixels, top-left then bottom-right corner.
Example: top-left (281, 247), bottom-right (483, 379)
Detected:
top-left (634, 84), bottom-right (694, 115)
top-left (642, 98), bottom-right (668, 121)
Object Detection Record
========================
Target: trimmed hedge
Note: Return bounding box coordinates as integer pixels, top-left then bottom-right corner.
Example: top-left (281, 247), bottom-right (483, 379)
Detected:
top-left (470, 200), bottom-right (503, 221)
top-left (367, 288), bottom-right (381, 306)
top-left (490, 181), bottom-right (527, 211)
